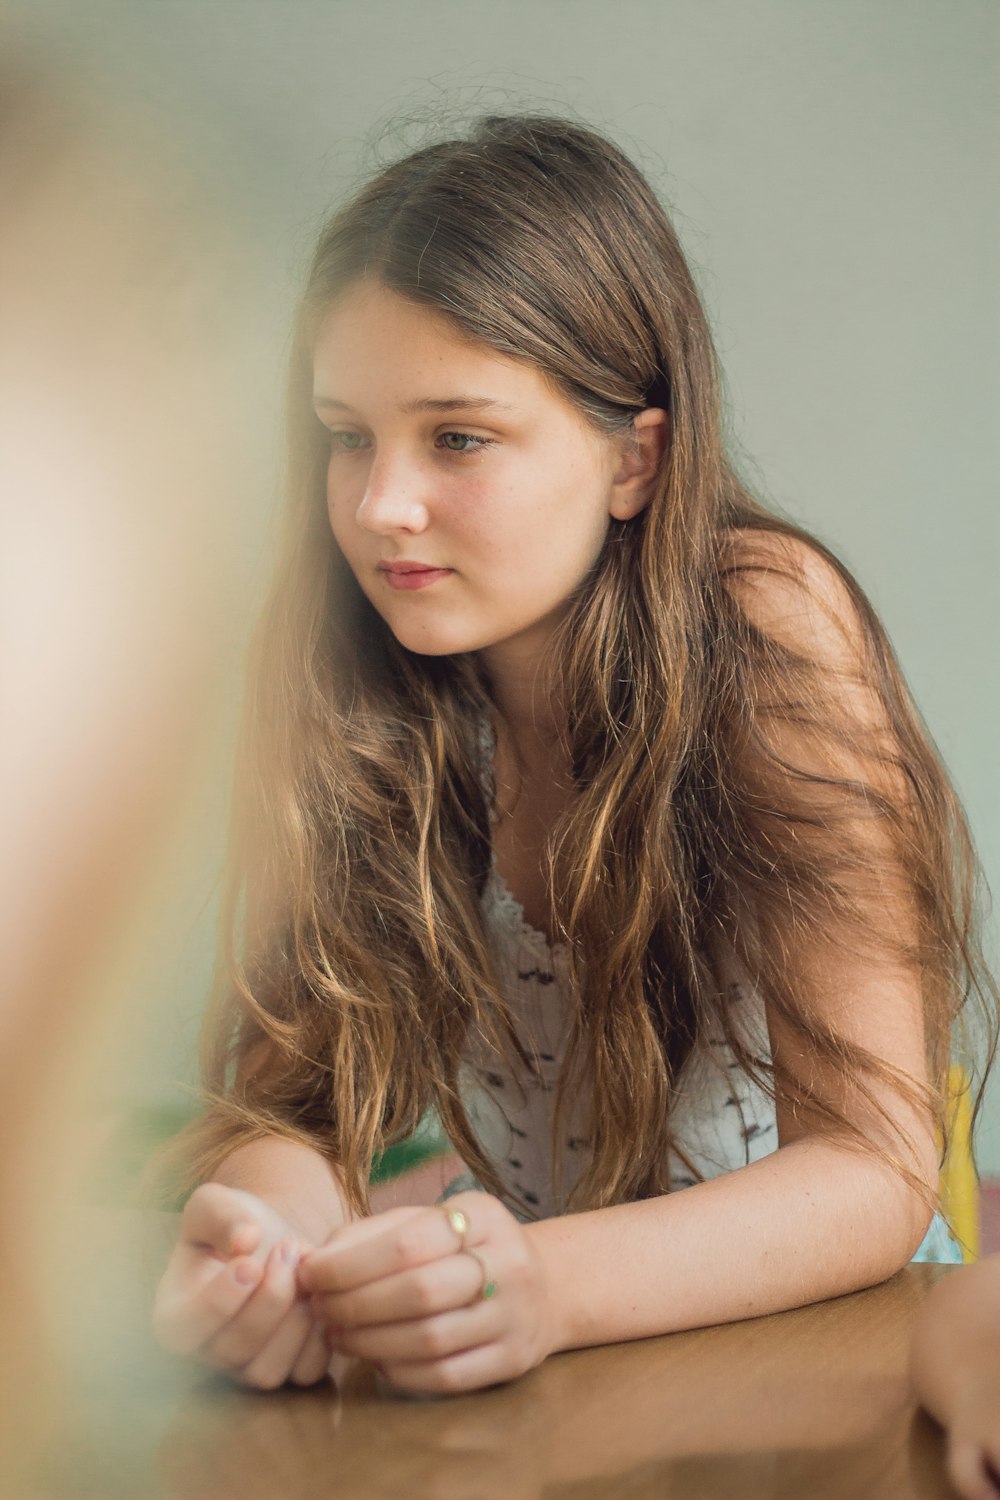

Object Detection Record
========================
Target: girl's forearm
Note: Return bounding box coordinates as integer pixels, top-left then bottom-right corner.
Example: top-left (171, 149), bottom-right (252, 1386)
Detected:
top-left (212, 1134), bottom-right (353, 1245)
top-left (527, 1137), bottom-right (933, 1354)
top-left (910, 1258), bottom-right (1000, 1427)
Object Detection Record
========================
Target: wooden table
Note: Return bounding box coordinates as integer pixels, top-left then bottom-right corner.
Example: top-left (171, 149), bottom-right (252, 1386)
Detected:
top-left (23, 1258), bottom-right (957, 1499)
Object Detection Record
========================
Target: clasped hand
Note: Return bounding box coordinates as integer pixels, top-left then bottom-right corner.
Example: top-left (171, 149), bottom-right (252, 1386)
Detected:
top-left (154, 1185), bottom-right (557, 1395)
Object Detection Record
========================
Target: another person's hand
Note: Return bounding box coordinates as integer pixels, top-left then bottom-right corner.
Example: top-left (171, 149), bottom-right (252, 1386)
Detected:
top-left (942, 1365), bottom-right (1000, 1500)
top-left (911, 1254), bottom-right (1000, 1500)
top-left (298, 1192), bottom-right (558, 1394)
top-left (153, 1182), bottom-right (330, 1389)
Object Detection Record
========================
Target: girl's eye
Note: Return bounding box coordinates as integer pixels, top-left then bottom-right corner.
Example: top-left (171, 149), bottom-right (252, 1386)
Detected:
top-left (325, 429), bottom-right (494, 457)
top-left (328, 430), bottom-right (369, 453)
top-left (437, 432), bottom-right (493, 455)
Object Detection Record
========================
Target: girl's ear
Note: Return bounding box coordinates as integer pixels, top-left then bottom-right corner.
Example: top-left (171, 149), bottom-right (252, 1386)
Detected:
top-left (608, 408), bottom-right (670, 521)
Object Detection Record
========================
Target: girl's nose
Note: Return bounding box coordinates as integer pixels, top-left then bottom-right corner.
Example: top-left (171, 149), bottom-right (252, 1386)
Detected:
top-left (355, 457), bottom-right (430, 535)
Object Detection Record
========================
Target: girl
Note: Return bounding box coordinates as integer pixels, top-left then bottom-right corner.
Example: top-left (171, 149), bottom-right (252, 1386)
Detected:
top-left (153, 113), bottom-right (996, 1396)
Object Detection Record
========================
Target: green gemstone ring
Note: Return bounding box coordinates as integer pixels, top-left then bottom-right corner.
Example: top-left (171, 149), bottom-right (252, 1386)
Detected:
top-left (466, 1248), bottom-right (497, 1302)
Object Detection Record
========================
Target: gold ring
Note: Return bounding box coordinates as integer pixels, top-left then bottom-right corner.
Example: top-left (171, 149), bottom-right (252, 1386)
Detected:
top-left (441, 1207), bottom-right (469, 1250)
top-left (465, 1248), bottom-right (497, 1302)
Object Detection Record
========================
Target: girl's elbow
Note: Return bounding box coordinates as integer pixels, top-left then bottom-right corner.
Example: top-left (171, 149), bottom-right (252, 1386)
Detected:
top-left (858, 1163), bottom-right (939, 1283)
top-left (887, 1132), bottom-right (942, 1268)
top-left (899, 1204), bottom-right (938, 1268)
top-left (885, 1181), bottom-right (938, 1274)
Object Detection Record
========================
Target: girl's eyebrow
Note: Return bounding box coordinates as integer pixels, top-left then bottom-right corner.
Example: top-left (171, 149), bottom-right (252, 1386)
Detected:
top-left (312, 394), bottom-right (518, 415)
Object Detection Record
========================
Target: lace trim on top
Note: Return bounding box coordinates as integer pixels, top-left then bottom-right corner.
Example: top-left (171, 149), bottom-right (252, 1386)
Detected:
top-left (475, 710), bottom-right (570, 971)
top-left (481, 861), bottom-right (573, 981)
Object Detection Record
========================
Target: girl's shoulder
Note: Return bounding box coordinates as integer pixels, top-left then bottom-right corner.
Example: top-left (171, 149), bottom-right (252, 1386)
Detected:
top-left (717, 524), bottom-right (868, 672)
top-left (713, 523), bottom-right (905, 802)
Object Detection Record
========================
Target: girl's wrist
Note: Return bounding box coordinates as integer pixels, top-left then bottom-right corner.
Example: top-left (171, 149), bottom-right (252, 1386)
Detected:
top-left (526, 1219), bottom-right (574, 1359)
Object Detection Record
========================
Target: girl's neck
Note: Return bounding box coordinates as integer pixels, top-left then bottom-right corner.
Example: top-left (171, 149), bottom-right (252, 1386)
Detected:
top-left (479, 638), bottom-right (566, 776)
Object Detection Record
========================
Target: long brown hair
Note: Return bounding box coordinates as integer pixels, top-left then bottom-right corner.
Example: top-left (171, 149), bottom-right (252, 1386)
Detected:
top-left (173, 113), bottom-right (996, 1220)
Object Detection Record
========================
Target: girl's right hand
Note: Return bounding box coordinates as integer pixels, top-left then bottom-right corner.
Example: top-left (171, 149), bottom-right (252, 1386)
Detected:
top-left (152, 1182), bottom-right (332, 1390)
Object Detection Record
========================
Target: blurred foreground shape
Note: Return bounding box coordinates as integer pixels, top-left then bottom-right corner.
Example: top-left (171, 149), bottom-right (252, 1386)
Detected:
top-left (0, 50), bottom-right (263, 1489)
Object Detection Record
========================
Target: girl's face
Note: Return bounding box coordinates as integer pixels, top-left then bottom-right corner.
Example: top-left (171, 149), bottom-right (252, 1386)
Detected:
top-left (313, 281), bottom-right (649, 667)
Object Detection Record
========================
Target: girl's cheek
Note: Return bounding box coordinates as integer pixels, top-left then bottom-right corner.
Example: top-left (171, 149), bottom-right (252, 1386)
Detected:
top-left (326, 499), bottom-right (358, 549)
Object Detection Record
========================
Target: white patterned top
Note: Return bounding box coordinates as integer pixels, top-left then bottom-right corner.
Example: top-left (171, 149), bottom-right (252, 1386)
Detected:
top-left (454, 719), bottom-right (780, 1222)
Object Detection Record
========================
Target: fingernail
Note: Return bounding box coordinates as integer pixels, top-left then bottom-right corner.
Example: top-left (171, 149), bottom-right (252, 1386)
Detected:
top-left (280, 1241), bottom-right (299, 1267)
top-left (234, 1260), bottom-right (260, 1286)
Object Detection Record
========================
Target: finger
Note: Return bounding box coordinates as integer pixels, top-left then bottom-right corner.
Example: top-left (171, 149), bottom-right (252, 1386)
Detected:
top-left (331, 1300), bottom-right (501, 1365)
top-left (154, 1254), bottom-right (264, 1356)
top-left (236, 1297), bottom-right (315, 1391)
top-left (289, 1323), bottom-right (334, 1387)
top-left (948, 1437), bottom-right (1000, 1500)
top-left (380, 1339), bottom-right (513, 1397)
top-left (297, 1206), bottom-right (428, 1288)
top-left (311, 1248), bottom-right (485, 1329)
top-left (202, 1241), bottom-right (301, 1370)
top-left (181, 1183), bottom-right (262, 1258)
top-left (300, 1205), bottom-right (464, 1295)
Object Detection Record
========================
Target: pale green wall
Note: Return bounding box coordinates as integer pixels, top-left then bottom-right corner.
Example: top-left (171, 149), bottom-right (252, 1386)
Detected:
top-left (14, 1), bottom-right (998, 1166)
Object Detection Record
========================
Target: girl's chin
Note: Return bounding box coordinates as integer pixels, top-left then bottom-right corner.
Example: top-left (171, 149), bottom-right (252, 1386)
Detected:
top-left (386, 623), bottom-right (484, 658)
top-left (387, 621), bottom-right (509, 658)
top-left (374, 600), bottom-right (541, 659)
top-left (383, 612), bottom-right (556, 661)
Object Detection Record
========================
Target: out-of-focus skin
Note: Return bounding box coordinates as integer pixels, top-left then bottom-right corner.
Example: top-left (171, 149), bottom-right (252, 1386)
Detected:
top-left (153, 1139), bottom-right (353, 1389)
top-left (152, 1182), bottom-right (331, 1391)
top-left (0, 59), bottom-right (253, 1486)
top-left (910, 1254), bottom-right (1000, 1500)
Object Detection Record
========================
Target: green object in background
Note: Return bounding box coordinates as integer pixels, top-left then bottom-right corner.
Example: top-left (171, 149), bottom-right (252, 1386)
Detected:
top-left (371, 1112), bottom-right (453, 1183)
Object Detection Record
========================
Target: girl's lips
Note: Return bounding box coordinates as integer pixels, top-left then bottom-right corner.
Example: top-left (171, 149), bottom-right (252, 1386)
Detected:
top-left (379, 565), bottom-right (453, 591)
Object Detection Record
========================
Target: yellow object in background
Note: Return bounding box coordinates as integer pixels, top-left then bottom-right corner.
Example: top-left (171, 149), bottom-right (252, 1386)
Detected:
top-left (941, 1064), bottom-right (980, 1262)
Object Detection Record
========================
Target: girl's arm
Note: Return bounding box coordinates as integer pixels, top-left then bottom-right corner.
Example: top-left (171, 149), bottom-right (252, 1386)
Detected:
top-left (209, 1133), bottom-right (353, 1245)
top-left (299, 1124), bottom-right (935, 1396)
top-left (910, 1258), bottom-right (1000, 1500)
top-left (526, 533), bottom-right (939, 1348)
top-left (528, 1133), bottom-right (931, 1354)
top-left (197, 1035), bottom-right (355, 1243)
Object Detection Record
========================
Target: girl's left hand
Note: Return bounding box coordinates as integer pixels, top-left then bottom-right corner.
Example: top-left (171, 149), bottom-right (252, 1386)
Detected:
top-left (296, 1193), bottom-right (558, 1394)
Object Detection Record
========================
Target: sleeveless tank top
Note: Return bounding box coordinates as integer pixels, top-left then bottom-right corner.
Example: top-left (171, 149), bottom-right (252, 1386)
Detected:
top-left (455, 714), bottom-right (779, 1221)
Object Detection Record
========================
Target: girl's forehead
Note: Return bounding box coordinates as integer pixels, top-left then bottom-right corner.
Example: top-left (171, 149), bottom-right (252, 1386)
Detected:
top-left (311, 282), bottom-right (564, 415)
top-left (315, 282), bottom-right (506, 368)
